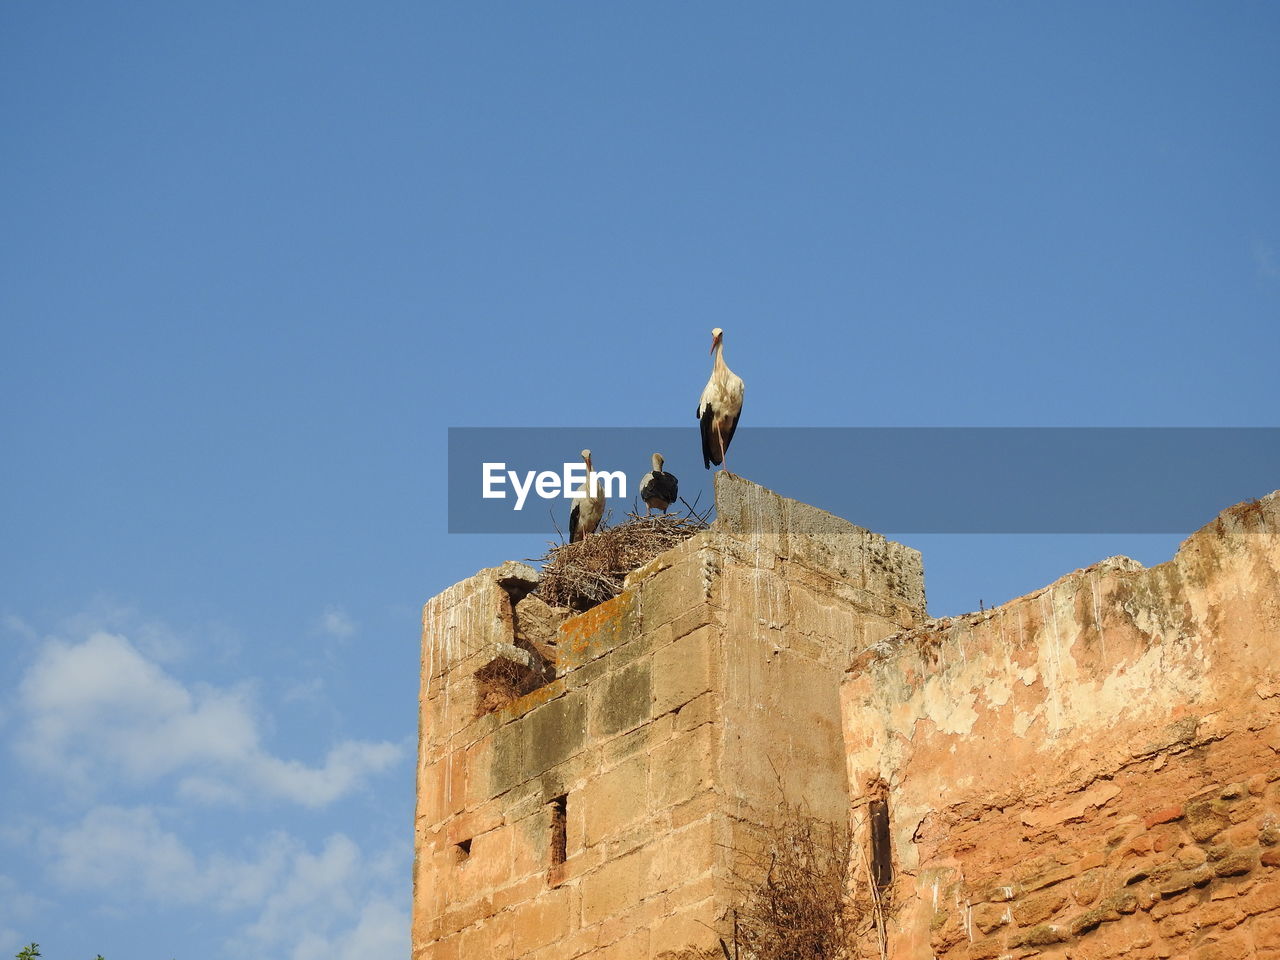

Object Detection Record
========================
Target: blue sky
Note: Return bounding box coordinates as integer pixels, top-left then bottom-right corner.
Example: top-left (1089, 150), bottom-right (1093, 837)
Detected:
top-left (2, 3), bottom-right (1277, 957)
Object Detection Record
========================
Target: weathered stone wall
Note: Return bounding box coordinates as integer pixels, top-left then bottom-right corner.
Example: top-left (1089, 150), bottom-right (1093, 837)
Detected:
top-left (413, 476), bottom-right (925, 959)
top-left (712, 476), bottom-right (923, 860)
top-left (843, 492), bottom-right (1280, 960)
top-left (415, 479), bottom-right (1280, 960)
top-left (415, 548), bottom-right (724, 960)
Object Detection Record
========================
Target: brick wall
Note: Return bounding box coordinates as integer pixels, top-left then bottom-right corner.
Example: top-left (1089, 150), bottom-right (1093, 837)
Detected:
top-left (843, 492), bottom-right (1280, 959)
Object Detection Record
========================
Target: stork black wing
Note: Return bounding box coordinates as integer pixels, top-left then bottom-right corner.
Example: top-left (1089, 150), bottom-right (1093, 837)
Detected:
top-left (699, 404), bottom-right (718, 469)
top-left (641, 471), bottom-right (679, 505)
top-left (720, 405), bottom-right (741, 461)
top-left (655, 471), bottom-right (678, 503)
top-left (569, 502), bottom-right (582, 543)
top-left (640, 474), bottom-right (658, 503)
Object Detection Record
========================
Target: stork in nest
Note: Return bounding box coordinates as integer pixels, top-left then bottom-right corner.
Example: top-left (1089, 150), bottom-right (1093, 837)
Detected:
top-left (568, 448), bottom-right (605, 542)
top-left (639, 452), bottom-right (678, 515)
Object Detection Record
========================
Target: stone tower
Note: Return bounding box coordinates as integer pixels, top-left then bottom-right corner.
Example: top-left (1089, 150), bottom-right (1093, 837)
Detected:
top-left (412, 475), bottom-right (925, 959)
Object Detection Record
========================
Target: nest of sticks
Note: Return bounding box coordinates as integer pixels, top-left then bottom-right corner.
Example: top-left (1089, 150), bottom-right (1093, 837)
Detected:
top-left (533, 501), bottom-right (713, 610)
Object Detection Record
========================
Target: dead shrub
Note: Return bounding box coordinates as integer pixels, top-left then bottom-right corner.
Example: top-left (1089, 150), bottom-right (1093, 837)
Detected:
top-left (728, 807), bottom-right (856, 960)
top-left (472, 653), bottom-right (546, 718)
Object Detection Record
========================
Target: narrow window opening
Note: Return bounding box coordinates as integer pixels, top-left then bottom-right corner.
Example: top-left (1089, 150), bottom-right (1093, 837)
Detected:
top-left (455, 838), bottom-right (472, 863)
top-left (549, 795), bottom-right (568, 881)
top-left (869, 792), bottom-right (893, 891)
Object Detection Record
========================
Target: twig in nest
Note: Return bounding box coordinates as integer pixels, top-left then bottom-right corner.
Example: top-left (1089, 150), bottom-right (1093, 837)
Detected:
top-left (531, 510), bottom-right (710, 610)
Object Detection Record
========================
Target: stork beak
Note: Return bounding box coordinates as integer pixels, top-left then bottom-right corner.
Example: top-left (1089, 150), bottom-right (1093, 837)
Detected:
top-left (709, 334), bottom-right (719, 354)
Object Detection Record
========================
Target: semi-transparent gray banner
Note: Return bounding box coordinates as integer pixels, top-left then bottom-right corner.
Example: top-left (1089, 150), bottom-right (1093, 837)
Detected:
top-left (448, 427), bottom-right (1279, 534)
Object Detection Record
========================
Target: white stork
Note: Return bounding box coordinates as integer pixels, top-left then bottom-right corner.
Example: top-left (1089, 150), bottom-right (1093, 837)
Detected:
top-left (639, 453), bottom-right (678, 515)
top-left (696, 327), bottom-right (745, 473)
top-left (568, 449), bottom-right (605, 543)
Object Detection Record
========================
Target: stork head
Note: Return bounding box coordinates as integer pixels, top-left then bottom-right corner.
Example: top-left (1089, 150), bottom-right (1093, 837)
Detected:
top-left (652, 452), bottom-right (664, 471)
top-left (710, 327), bottom-right (723, 354)
top-left (580, 449), bottom-right (592, 469)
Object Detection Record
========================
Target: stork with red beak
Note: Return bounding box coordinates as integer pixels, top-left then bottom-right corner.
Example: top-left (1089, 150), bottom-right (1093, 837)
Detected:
top-left (696, 328), bottom-right (745, 474)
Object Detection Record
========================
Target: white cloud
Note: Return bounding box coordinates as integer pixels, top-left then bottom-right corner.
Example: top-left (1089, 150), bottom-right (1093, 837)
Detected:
top-left (53, 597), bottom-right (196, 664)
top-left (44, 805), bottom-right (204, 903)
top-left (40, 806), bottom-right (294, 912)
top-left (317, 606), bottom-right (357, 639)
top-left (39, 806), bottom-right (408, 958)
top-left (250, 739), bottom-right (404, 807)
top-left (287, 896), bottom-right (409, 960)
top-left (241, 833), bottom-right (408, 960)
top-left (282, 676), bottom-right (327, 705)
top-left (15, 631), bottom-right (402, 808)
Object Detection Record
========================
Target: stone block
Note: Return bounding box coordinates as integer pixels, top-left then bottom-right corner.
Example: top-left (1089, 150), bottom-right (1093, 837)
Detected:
top-left (492, 873), bottom-right (543, 914)
top-left (580, 848), bottom-right (651, 926)
top-left (601, 717), bottom-right (667, 769)
top-left (523, 690), bottom-right (587, 780)
top-left (457, 915), bottom-right (497, 959)
top-left (526, 924), bottom-right (598, 960)
top-left (670, 602), bottom-right (716, 642)
top-left (973, 902), bottom-right (1011, 933)
top-left (712, 473), bottom-right (790, 548)
top-left (511, 886), bottom-right (572, 957)
top-left (648, 898), bottom-right (722, 958)
top-left (454, 826), bottom-right (512, 906)
top-left (720, 563), bottom-right (789, 636)
top-left (513, 593), bottom-right (569, 647)
top-left (590, 657), bottom-right (653, 739)
top-left (1009, 922), bottom-right (1069, 948)
top-left (509, 807), bottom-right (556, 885)
top-left (964, 935), bottom-right (1007, 959)
top-left (1214, 849), bottom-right (1258, 877)
top-left (490, 717), bottom-right (529, 793)
top-left (1256, 913), bottom-right (1280, 951)
top-left (557, 593), bottom-right (640, 672)
top-left (1241, 878), bottom-right (1280, 915)
top-left (1014, 889), bottom-right (1068, 926)
top-left (662, 874), bottom-right (718, 912)
top-left (558, 843), bottom-right (606, 887)
top-left (674, 692), bottom-right (720, 732)
top-left (653, 625), bottom-right (716, 716)
top-left (593, 928), bottom-right (650, 960)
top-left (582, 754), bottom-right (649, 847)
top-left (649, 724), bottom-right (715, 811)
top-left (671, 789), bottom-right (717, 828)
top-left (1191, 932), bottom-right (1252, 960)
top-left (647, 817), bottom-right (717, 893)
top-left (635, 555), bottom-right (710, 634)
top-left (1145, 805), bottom-right (1185, 829)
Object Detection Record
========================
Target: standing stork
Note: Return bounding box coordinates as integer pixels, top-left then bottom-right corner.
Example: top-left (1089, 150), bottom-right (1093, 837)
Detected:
top-left (696, 327), bottom-right (745, 473)
top-left (568, 449), bottom-right (605, 543)
top-left (639, 453), bottom-right (678, 515)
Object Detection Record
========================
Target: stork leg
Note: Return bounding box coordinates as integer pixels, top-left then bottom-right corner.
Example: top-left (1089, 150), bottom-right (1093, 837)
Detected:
top-left (717, 425), bottom-right (737, 479)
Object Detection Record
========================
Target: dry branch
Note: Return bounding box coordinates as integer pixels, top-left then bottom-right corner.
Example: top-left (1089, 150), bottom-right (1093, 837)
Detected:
top-left (729, 806), bottom-right (856, 960)
top-left (532, 508), bottom-right (711, 610)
